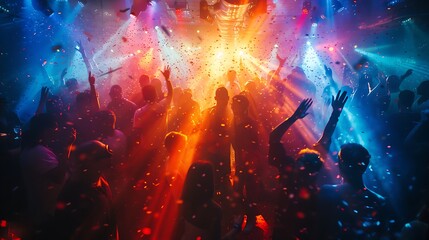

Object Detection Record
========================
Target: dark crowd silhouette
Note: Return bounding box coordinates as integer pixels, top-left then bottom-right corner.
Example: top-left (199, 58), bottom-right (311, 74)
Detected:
top-left (1, 45), bottom-right (429, 240)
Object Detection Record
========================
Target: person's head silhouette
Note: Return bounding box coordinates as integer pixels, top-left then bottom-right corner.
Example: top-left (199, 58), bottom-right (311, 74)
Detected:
top-left (338, 143), bottom-right (371, 187)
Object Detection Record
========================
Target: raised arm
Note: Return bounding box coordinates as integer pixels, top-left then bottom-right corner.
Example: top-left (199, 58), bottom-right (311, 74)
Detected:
top-left (324, 65), bottom-right (339, 91)
top-left (76, 41), bottom-right (101, 110)
top-left (88, 72), bottom-right (100, 111)
top-left (270, 98), bottom-right (313, 143)
top-left (315, 90), bottom-right (348, 151)
top-left (35, 87), bottom-right (49, 115)
top-left (39, 65), bottom-right (54, 87)
top-left (269, 54), bottom-right (287, 83)
top-left (161, 65), bottom-right (173, 105)
top-left (400, 69), bottom-right (413, 82)
top-left (269, 98), bottom-right (313, 167)
top-left (59, 67), bottom-right (68, 88)
top-left (76, 40), bottom-right (92, 73)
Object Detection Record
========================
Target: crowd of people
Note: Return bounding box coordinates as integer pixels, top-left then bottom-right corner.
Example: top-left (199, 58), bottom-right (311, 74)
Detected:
top-left (1, 47), bottom-right (429, 240)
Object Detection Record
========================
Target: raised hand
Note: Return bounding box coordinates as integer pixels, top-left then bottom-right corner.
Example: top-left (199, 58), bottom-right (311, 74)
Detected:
top-left (88, 71), bottom-right (95, 85)
top-left (36, 86), bottom-right (50, 115)
top-left (276, 54), bottom-right (287, 67)
top-left (160, 65), bottom-right (171, 80)
top-left (292, 98), bottom-right (313, 119)
top-left (403, 69), bottom-right (413, 78)
top-left (331, 90), bottom-right (348, 112)
top-left (324, 65), bottom-right (333, 79)
top-left (40, 86), bottom-right (49, 103)
top-left (60, 68), bottom-right (68, 79)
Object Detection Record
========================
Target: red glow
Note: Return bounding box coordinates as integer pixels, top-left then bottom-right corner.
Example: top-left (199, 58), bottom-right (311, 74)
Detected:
top-left (295, 13), bottom-right (309, 31)
top-left (299, 188), bottom-right (310, 199)
top-left (142, 227), bottom-right (152, 235)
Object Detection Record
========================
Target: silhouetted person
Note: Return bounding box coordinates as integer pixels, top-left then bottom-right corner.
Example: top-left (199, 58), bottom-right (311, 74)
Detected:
top-left (270, 91), bottom-right (348, 240)
top-left (354, 57), bottom-right (378, 90)
top-left (417, 80), bottom-right (429, 110)
top-left (173, 161), bottom-right (222, 240)
top-left (197, 87), bottom-right (232, 198)
top-left (286, 67), bottom-right (317, 99)
top-left (20, 113), bottom-right (71, 237)
top-left (318, 143), bottom-right (398, 239)
top-left (367, 70), bottom-right (413, 116)
top-left (94, 110), bottom-right (127, 195)
top-left (197, 87), bottom-right (234, 233)
top-left (50, 140), bottom-right (118, 240)
top-left (404, 110), bottom-right (429, 222)
top-left (168, 88), bottom-right (201, 134)
top-left (123, 67), bottom-right (173, 239)
top-left (386, 69), bottom-right (413, 113)
top-left (225, 70), bottom-right (241, 96)
top-left (60, 78), bottom-right (80, 109)
top-left (352, 74), bottom-right (371, 109)
top-left (107, 84), bottom-right (138, 136)
top-left (268, 55), bottom-right (287, 107)
top-left (321, 65), bottom-right (340, 108)
top-left (72, 72), bottom-right (100, 144)
top-left (144, 131), bottom-right (187, 239)
top-left (386, 90), bottom-right (420, 149)
top-left (398, 90), bottom-right (416, 113)
top-left (231, 94), bottom-right (260, 232)
top-left (151, 78), bottom-right (165, 102)
top-left (35, 87), bottom-right (75, 164)
top-left (133, 66), bottom-right (173, 153)
top-left (131, 74), bottom-right (151, 107)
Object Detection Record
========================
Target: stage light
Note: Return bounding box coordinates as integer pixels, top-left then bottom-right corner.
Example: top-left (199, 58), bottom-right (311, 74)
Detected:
top-left (386, 0), bottom-right (405, 7)
top-left (302, 0), bottom-right (311, 15)
top-left (77, 0), bottom-right (87, 6)
top-left (274, 44), bottom-right (279, 48)
top-left (312, 22), bottom-right (318, 27)
top-left (329, 46), bottom-right (334, 52)
top-left (0, 5), bottom-right (10, 13)
top-left (401, 18), bottom-right (413, 25)
top-left (215, 51), bottom-right (224, 59)
top-left (306, 41), bottom-right (311, 46)
top-left (155, 25), bottom-right (159, 30)
top-left (354, 45), bottom-right (358, 49)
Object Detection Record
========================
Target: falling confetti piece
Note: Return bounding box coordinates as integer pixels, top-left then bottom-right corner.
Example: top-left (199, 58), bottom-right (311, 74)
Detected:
top-left (119, 8), bottom-right (130, 13)
top-left (161, 25), bottom-right (171, 37)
